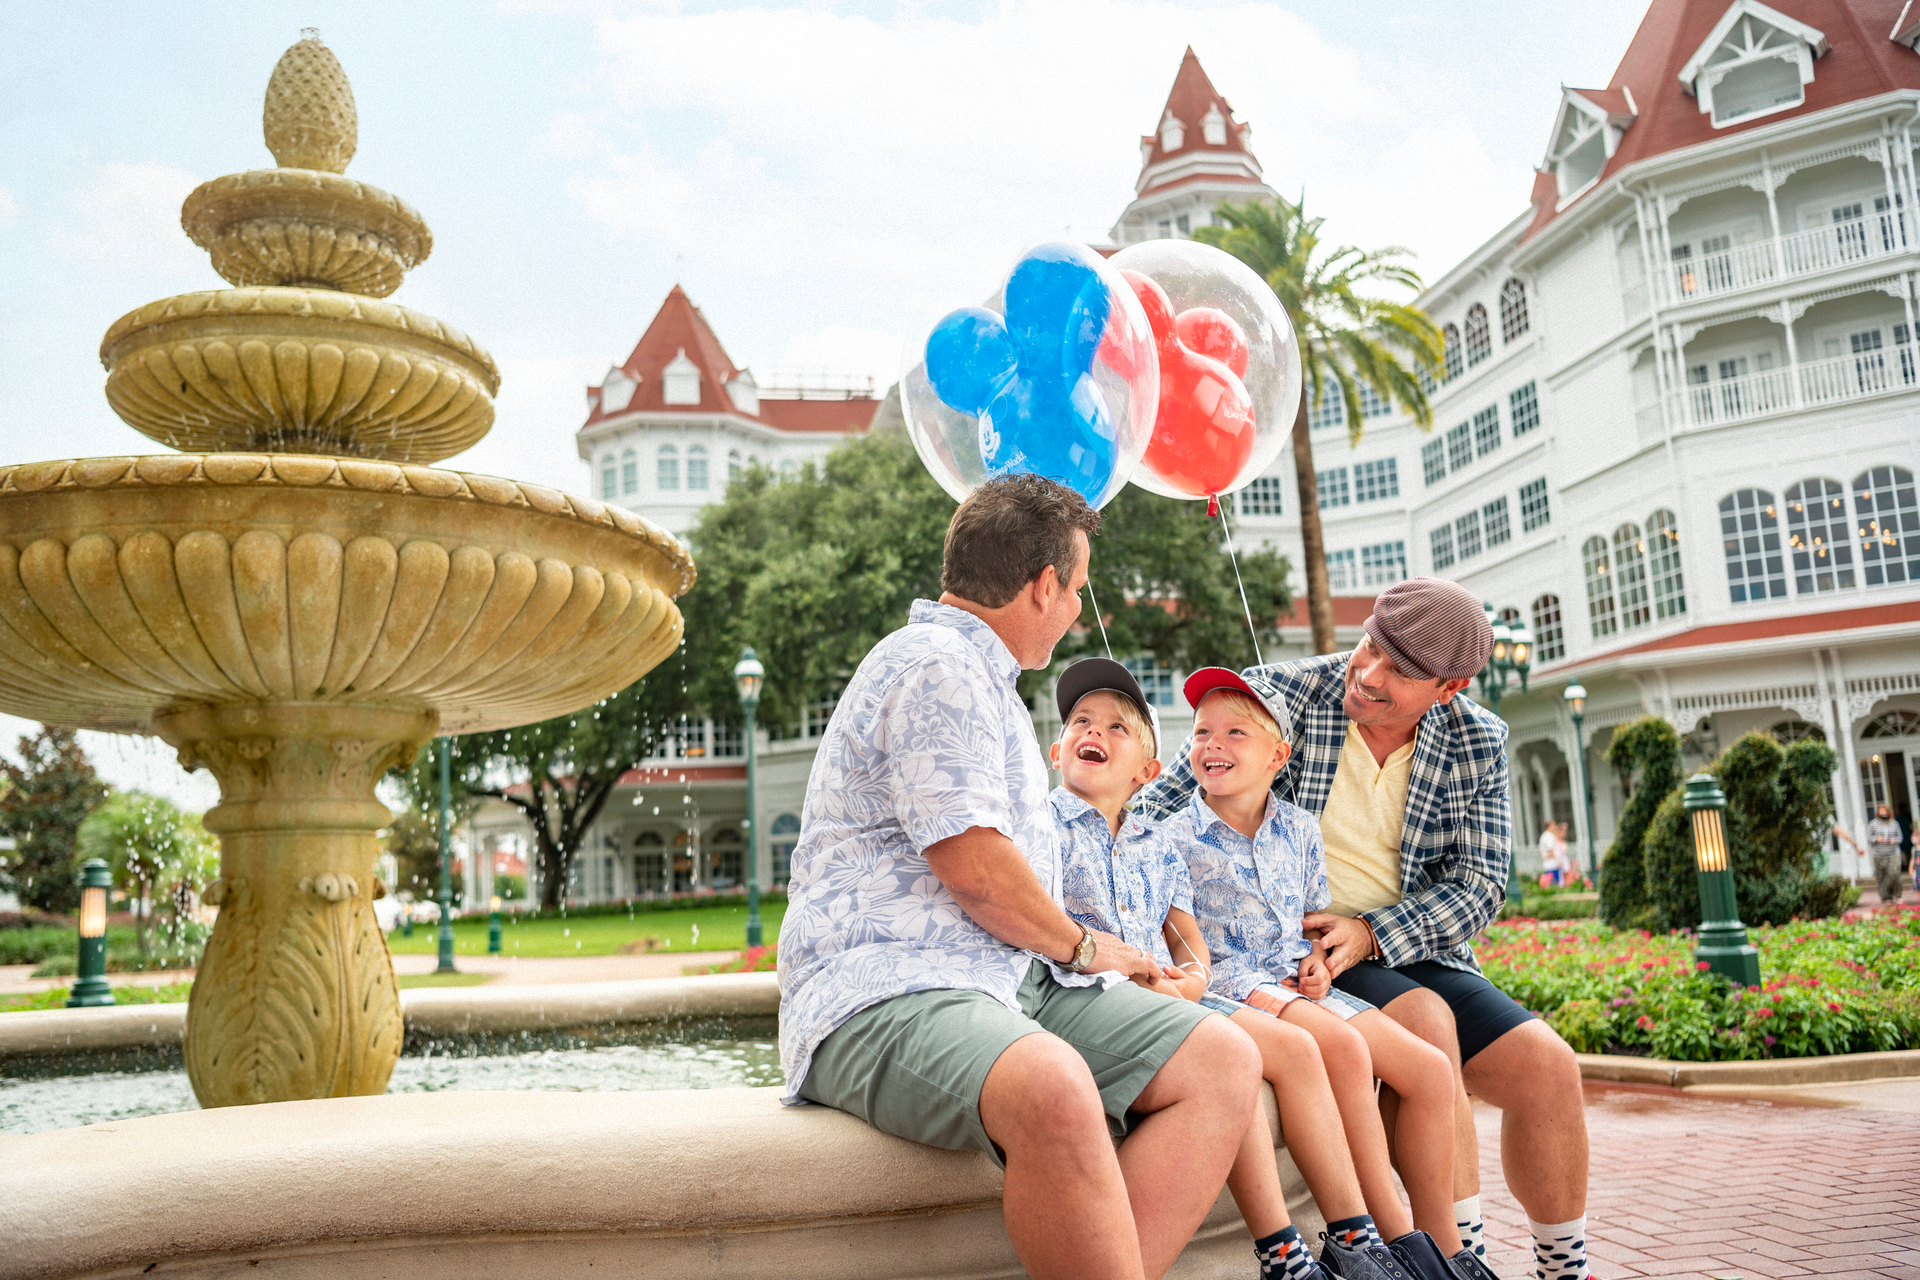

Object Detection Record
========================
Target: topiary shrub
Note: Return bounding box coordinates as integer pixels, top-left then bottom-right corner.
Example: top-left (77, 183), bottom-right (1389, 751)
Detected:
top-left (1638, 732), bottom-right (1843, 930)
top-left (1598, 716), bottom-right (1682, 928)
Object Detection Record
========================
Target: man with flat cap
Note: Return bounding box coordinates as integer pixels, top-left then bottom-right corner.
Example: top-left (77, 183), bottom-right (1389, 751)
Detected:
top-left (1139, 577), bottom-right (1592, 1280)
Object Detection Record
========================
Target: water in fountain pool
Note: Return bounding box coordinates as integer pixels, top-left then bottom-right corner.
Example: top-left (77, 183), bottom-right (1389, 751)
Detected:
top-left (1, 1039), bottom-right (784, 1136)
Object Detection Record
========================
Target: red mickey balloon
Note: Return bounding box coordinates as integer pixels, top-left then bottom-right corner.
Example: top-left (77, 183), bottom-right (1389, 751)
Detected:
top-left (1121, 269), bottom-right (1256, 507)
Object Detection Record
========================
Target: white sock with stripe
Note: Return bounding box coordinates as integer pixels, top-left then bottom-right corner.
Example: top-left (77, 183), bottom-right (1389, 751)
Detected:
top-left (1454, 1196), bottom-right (1484, 1259)
top-left (1528, 1215), bottom-right (1588, 1280)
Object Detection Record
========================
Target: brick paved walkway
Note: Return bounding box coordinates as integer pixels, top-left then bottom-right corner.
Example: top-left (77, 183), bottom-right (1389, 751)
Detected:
top-left (1473, 1083), bottom-right (1920, 1280)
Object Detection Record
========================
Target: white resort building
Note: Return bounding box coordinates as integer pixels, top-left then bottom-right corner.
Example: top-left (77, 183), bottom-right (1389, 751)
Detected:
top-left (471, 3), bottom-right (1920, 906)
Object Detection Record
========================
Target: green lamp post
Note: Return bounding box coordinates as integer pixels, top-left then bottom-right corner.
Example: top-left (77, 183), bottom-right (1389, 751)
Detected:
top-left (67, 859), bottom-right (116, 1008)
top-left (1683, 773), bottom-right (1760, 987)
top-left (734, 647), bottom-right (766, 950)
top-left (1472, 605), bottom-right (1532, 907)
top-left (1563, 683), bottom-right (1598, 883)
top-left (436, 736), bottom-right (457, 974)
top-left (488, 893), bottom-right (502, 954)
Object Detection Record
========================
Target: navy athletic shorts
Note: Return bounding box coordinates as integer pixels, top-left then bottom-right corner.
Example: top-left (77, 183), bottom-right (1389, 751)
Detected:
top-left (1332, 959), bottom-right (1534, 1064)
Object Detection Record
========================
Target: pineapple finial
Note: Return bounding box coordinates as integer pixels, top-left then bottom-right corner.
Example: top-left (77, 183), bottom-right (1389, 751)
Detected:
top-left (263, 31), bottom-right (358, 173)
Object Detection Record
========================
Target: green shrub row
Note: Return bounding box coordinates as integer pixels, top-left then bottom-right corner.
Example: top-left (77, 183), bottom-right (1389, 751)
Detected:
top-left (1479, 911), bottom-right (1920, 1061)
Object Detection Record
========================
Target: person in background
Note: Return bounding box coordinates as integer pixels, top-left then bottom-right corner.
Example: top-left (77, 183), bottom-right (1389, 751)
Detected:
top-left (1536, 822), bottom-right (1570, 889)
top-left (1868, 804), bottom-right (1905, 907)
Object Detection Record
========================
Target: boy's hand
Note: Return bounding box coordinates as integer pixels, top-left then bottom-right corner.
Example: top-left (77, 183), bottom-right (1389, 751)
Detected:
top-left (1296, 951), bottom-right (1332, 1000)
top-left (1130, 966), bottom-right (1186, 998)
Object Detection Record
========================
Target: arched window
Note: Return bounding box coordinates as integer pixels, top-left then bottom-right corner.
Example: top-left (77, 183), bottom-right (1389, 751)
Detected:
top-left (1613, 522), bottom-right (1651, 629)
top-left (657, 445), bottom-right (680, 491)
top-left (620, 448), bottom-right (638, 496)
top-left (1864, 710), bottom-right (1920, 738)
top-left (1852, 465), bottom-right (1920, 586)
top-left (779, 460), bottom-right (798, 483)
top-left (686, 444), bottom-right (709, 491)
top-left (1646, 509), bottom-right (1686, 619)
top-left (1530, 593), bottom-right (1565, 662)
top-left (1583, 536), bottom-right (1617, 639)
top-left (1783, 478), bottom-right (1853, 593)
top-left (633, 830), bottom-right (667, 894)
top-left (728, 449), bottom-right (743, 482)
top-left (770, 812), bottom-right (801, 885)
top-left (1719, 488), bottom-right (1785, 603)
top-left (707, 826), bottom-right (743, 887)
top-left (1442, 324), bottom-right (1462, 381)
top-left (1499, 278), bottom-right (1530, 343)
top-left (1464, 304), bottom-right (1491, 367)
top-left (599, 453), bottom-right (617, 500)
top-left (1769, 719), bottom-right (1826, 744)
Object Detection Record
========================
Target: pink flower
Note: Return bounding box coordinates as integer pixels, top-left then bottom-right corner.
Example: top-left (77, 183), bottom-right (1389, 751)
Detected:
top-left (1828, 1002), bottom-right (1843, 1013)
top-left (1754, 1007), bottom-right (1775, 1019)
top-left (1696, 961), bottom-right (1711, 972)
top-left (1635, 1015), bottom-right (1654, 1031)
top-left (1764, 1035), bottom-right (1776, 1046)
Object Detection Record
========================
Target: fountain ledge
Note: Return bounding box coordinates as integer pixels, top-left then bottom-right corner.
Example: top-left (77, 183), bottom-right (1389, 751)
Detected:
top-left (0, 972), bottom-right (780, 1063)
top-left (0, 1083), bottom-right (1315, 1279)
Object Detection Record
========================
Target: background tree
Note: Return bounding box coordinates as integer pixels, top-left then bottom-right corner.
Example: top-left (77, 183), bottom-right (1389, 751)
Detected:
top-left (1598, 717), bottom-right (1683, 926)
top-left (0, 727), bottom-right (108, 914)
top-left (1196, 196), bottom-right (1443, 655)
top-left (75, 790), bottom-right (216, 957)
top-left (1605, 728), bottom-right (1849, 931)
top-left (382, 807), bottom-right (463, 905)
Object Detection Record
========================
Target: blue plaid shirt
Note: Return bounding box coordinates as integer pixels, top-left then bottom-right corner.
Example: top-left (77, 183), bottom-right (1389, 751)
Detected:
top-left (1136, 652), bottom-right (1510, 972)
top-left (1052, 787), bottom-right (1191, 967)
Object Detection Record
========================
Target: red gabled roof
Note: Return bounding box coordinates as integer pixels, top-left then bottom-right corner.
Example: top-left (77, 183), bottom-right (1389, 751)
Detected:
top-left (1547, 598), bottom-right (1920, 673)
top-left (1138, 47), bottom-right (1253, 173)
top-left (1524, 0), bottom-right (1920, 242)
top-left (759, 398), bottom-right (881, 434)
top-left (585, 284), bottom-right (758, 425)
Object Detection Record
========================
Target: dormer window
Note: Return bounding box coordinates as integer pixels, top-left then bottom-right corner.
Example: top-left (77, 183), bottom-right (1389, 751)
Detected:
top-left (600, 366), bottom-right (637, 414)
top-left (1201, 103), bottom-right (1227, 146)
top-left (663, 349), bottom-right (701, 406)
top-left (1543, 87), bottom-right (1636, 204)
top-left (726, 369), bottom-right (760, 416)
top-left (1678, 1), bottom-right (1826, 129)
top-left (1159, 111), bottom-right (1184, 152)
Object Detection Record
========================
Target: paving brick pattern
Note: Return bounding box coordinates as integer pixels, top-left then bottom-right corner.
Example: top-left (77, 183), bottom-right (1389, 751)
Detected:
top-left (1471, 1084), bottom-right (1920, 1280)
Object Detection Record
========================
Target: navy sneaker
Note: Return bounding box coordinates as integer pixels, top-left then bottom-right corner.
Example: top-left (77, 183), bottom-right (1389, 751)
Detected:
top-left (1320, 1232), bottom-right (1418, 1280)
top-left (1447, 1247), bottom-right (1505, 1280)
top-left (1386, 1231), bottom-right (1463, 1280)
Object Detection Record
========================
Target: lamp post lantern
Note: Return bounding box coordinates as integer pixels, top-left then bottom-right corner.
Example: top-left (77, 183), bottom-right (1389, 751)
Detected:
top-left (67, 859), bottom-right (115, 1008)
top-left (488, 894), bottom-right (502, 955)
top-left (1683, 772), bottom-right (1761, 987)
top-left (734, 647), bottom-right (766, 950)
top-left (436, 736), bottom-right (456, 974)
top-left (1473, 605), bottom-right (1532, 718)
top-left (1564, 683), bottom-right (1598, 883)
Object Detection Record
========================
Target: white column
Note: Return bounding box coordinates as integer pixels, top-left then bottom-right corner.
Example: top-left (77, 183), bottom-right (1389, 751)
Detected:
top-left (1763, 151), bottom-right (1787, 278)
top-left (1782, 300), bottom-right (1804, 408)
top-left (1879, 133), bottom-right (1903, 252)
top-left (1827, 647), bottom-right (1869, 878)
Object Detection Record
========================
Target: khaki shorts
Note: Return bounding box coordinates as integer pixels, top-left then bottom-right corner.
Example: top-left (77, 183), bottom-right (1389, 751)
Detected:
top-left (800, 960), bottom-right (1216, 1166)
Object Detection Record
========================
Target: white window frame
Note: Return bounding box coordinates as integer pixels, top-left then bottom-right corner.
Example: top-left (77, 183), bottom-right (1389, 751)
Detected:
top-left (1676, 1), bottom-right (1826, 129)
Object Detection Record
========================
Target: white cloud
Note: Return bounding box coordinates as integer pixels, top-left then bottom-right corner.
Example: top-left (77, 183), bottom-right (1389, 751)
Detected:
top-left (770, 323), bottom-right (908, 388)
top-left (0, 189), bottom-right (21, 223)
top-left (0, 716), bottom-right (220, 813)
top-left (441, 351), bottom-right (605, 497)
top-left (50, 161), bottom-right (203, 271)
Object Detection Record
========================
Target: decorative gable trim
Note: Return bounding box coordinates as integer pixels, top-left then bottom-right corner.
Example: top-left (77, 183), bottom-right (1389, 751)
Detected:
top-left (600, 365), bottom-right (637, 414)
top-left (1677, 0), bottom-right (1827, 128)
top-left (1893, 0), bottom-right (1920, 51)
top-left (662, 349), bottom-right (701, 406)
top-left (1543, 86), bottom-right (1636, 207)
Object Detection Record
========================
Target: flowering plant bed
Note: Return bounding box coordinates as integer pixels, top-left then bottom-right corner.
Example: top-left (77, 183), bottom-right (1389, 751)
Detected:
top-left (689, 945), bottom-right (778, 975)
top-left (1478, 909), bottom-right (1920, 1061)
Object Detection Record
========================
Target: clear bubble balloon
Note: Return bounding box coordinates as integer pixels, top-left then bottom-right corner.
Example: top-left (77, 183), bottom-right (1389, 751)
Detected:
top-left (902, 241), bottom-right (1157, 510)
top-left (1108, 239), bottom-right (1301, 504)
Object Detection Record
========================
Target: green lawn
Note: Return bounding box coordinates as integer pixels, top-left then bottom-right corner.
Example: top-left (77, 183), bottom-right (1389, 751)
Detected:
top-left (1, 981), bottom-right (194, 1013)
top-left (384, 901), bottom-right (788, 958)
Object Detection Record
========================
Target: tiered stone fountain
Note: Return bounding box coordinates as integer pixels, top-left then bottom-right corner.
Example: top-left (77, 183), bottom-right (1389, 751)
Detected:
top-left (0, 33), bottom-right (691, 1108)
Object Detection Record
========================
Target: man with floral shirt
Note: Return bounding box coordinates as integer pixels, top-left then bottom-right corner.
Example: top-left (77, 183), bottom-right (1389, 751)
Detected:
top-left (777, 475), bottom-right (1260, 1280)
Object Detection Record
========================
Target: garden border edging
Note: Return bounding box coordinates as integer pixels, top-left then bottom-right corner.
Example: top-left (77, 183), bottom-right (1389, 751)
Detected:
top-left (1577, 1047), bottom-right (1920, 1088)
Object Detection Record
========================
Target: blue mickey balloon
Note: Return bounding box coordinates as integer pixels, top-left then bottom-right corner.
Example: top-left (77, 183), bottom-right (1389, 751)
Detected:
top-left (924, 244), bottom-right (1123, 506)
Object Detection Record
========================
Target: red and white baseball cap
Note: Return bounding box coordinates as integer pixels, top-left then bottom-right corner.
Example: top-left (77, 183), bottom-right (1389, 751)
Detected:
top-left (1182, 667), bottom-right (1293, 740)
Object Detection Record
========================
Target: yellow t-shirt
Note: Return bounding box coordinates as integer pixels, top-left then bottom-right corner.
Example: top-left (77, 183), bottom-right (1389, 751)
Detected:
top-left (1319, 721), bottom-right (1415, 919)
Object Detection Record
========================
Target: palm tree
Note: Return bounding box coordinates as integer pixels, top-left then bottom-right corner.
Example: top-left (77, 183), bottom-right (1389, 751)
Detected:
top-left (1194, 197), bottom-right (1443, 655)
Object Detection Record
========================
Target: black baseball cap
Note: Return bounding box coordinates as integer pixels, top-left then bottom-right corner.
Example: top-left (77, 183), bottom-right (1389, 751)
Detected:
top-left (1054, 657), bottom-right (1161, 753)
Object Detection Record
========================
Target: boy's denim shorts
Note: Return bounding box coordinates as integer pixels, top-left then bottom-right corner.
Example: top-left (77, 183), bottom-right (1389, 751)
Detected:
top-left (1200, 983), bottom-right (1373, 1022)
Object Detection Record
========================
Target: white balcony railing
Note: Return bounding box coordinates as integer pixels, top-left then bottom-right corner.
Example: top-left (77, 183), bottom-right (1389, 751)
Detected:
top-left (1667, 342), bottom-right (1919, 426)
top-left (1663, 212), bottom-right (1909, 304)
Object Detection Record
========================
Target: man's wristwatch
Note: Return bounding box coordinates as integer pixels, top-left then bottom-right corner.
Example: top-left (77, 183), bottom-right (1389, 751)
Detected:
top-left (1066, 924), bottom-right (1097, 973)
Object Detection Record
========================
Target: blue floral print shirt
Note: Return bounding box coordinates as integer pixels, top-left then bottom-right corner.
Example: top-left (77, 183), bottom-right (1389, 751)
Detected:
top-left (1164, 789), bottom-right (1331, 1002)
top-left (1052, 787), bottom-right (1193, 968)
top-left (775, 599), bottom-right (1105, 1104)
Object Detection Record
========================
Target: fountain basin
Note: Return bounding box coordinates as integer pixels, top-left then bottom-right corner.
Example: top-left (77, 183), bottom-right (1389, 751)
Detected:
top-left (0, 452), bottom-right (690, 734)
top-left (182, 169), bottom-right (431, 297)
top-left (0, 1083), bottom-right (1316, 1279)
top-left (100, 289), bottom-right (499, 462)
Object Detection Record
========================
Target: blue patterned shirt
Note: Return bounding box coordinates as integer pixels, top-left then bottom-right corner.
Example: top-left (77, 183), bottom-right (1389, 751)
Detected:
top-left (1052, 787), bottom-right (1192, 967)
top-left (1164, 790), bottom-right (1330, 1003)
top-left (776, 600), bottom-right (1105, 1104)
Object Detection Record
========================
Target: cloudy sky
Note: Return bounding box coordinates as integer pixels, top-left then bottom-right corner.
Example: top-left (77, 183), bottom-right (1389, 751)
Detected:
top-left (0, 0), bottom-right (1652, 802)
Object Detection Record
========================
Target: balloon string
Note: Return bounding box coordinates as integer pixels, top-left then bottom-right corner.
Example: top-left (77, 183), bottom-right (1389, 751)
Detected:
top-left (1217, 500), bottom-right (1265, 669)
top-left (1085, 579), bottom-right (1114, 660)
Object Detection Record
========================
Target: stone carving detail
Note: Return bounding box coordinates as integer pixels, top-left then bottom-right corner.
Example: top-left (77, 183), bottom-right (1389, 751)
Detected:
top-left (263, 32), bottom-right (357, 173)
top-left (183, 170), bottom-right (432, 297)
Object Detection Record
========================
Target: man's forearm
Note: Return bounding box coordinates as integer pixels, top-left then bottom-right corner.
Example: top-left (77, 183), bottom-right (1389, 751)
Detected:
top-left (924, 826), bottom-right (1082, 963)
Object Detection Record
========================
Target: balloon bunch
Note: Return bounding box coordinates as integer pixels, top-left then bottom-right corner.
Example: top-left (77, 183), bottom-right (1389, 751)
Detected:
top-left (904, 239), bottom-right (1302, 517)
